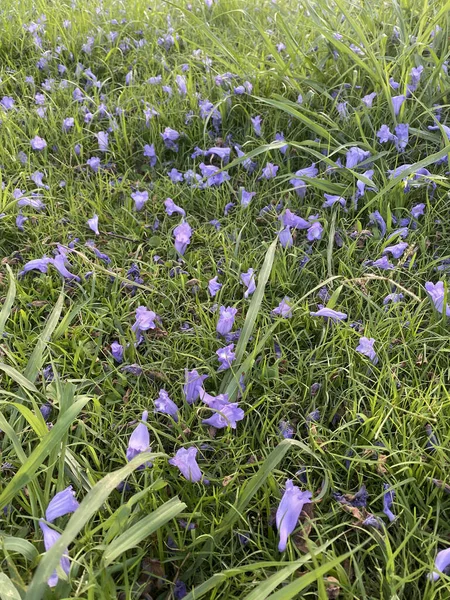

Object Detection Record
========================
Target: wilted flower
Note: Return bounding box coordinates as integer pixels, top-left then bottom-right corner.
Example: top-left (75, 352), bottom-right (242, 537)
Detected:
top-left (39, 521), bottom-right (70, 587)
top-left (278, 227), bottom-right (293, 248)
top-left (165, 198), bottom-right (185, 216)
top-left (310, 307), bottom-right (347, 322)
top-left (383, 293), bottom-right (404, 305)
top-left (45, 486), bottom-right (79, 522)
top-left (272, 297), bottom-right (292, 318)
top-left (276, 479), bottom-right (312, 551)
top-left (176, 74), bottom-right (187, 96)
top-left (154, 389), bottom-right (179, 421)
top-left (126, 411), bottom-right (151, 464)
top-left (216, 343), bottom-right (235, 371)
top-left (111, 341), bottom-right (123, 363)
top-left (96, 131), bottom-right (109, 152)
top-left (333, 485), bottom-right (368, 508)
top-left (52, 254), bottom-right (80, 282)
top-left (208, 276), bottom-right (222, 297)
top-left (87, 214), bottom-right (99, 235)
top-left (307, 222), bottom-right (324, 241)
top-left (173, 222), bottom-right (192, 255)
top-left (383, 484), bottom-right (395, 522)
top-left (369, 211), bottom-right (387, 236)
top-left (371, 256), bottom-right (394, 270)
top-left (346, 147), bottom-right (371, 169)
top-left (281, 210), bottom-right (309, 230)
top-left (217, 306), bottom-right (238, 335)
top-left (241, 268), bottom-right (256, 298)
top-left (131, 190), bottom-right (148, 211)
top-left (132, 306), bottom-right (157, 343)
top-left (169, 447), bottom-right (202, 482)
top-left (323, 194), bottom-right (346, 208)
top-left (362, 92), bottom-right (377, 107)
top-left (383, 242), bottom-right (408, 259)
top-left (356, 337), bottom-right (378, 364)
top-left (183, 369), bottom-right (208, 404)
top-left (202, 402), bottom-right (244, 429)
top-left (279, 420), bottom-right (294, 439)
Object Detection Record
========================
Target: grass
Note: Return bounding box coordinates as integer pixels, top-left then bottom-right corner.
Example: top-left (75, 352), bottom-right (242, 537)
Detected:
top-left (1, 0), bottom-right (450, 597)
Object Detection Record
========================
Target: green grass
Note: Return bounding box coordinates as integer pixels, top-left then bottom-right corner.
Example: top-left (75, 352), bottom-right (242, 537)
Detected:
top-left (1, 0), bottom-right (450, 597)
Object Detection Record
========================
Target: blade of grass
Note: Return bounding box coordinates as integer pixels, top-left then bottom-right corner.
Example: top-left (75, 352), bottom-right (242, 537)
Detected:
top-left (0, 265), bottom-right (16, 337)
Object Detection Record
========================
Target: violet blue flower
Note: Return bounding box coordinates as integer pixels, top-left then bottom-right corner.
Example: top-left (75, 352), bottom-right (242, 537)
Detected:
top-left (199, 163), bottom-right (231, 186)
top-left (356, 337), bottom-right (378, 364)
top-left (31, 135), bottom-right (47, 150)
top-left (383, 241), bottom-right (408, 258)
top-left (278, 227), bottom-right (293, 248)
top-left (131, 190), bottom-right (148, 211)
top-left (260, 162), bottom-right (279, 180)
top-left (377, 124), bottom-right (394, 144)
top-left (217, 306), bottom-right (238, 335)
top-left (371, 256), bottom-right (394, 270)
top-left (251, 115), bottom-right (262, 136)
top-left (96, 131), bottom-right (108, 152)
top-left (62, 117), bottom-right (74, 132)
top-left (19, 257), bottom-right (52, 277)
top-left (168, 168), bottom-right (183, 183)
top-left (428, 124), bottom-right (450, 140)
top-left (126, 410), bottom-right (151, 464)
top-left (394, 123), bottom-right (409, 152)
top-left (208, 276), bottom-right (222, 297)
top-left (411, 203), bottom-right (425, 218)
top-left (206, 147), bottom-right (231, 163)
top-left (383, 483), bottom-right (395, 522)
top-left (276, 480), bottom-right (312, 552)
top-left (425, 281), bottom-right (450, 316)
top-left (346, 147), bottom-right (371, 169)
top-left (369, 211), bottom-right (387, 236)
top-left (85, 241), bottom-right (110, 263)
top-left (143, 143), bottom-right (157, 166)
top-left (87, 157), bottom-right (101, 172)
top-left (165, 198), bottom-right (185, 216)
top-left (132, 306), bottom-right (157, 342)
top-left (281, 210), bottom-right (309, 229)
top-left (279, 420), bottom-right (294, 439)
top-left (323, 194), bottom-right (346, 208)
top-left (241, 268), bottom-right (256, 298)
top-left (176, 74), bottom-right (187, 96)
top-left (0, 96), bottom-right (14, 110)
top-left (51, 254), bottom-right (81, 282)
top-left (337, 101), bottom-right (348, 119)
top-left (289, 163), bottom-right (318, 198)
top-left (31, 171), bottom-right (49, 189)
top-left (39, 521), bottom-right (70, 587)
top-left (272, 297), bottom-right (292, 318)
top-left (362, 92), bottom-right (377, 107)
top-left (275, 132), bottom-right (288, 154)
top-left (202, 402), bottom-right (244, 429)
top-left (429, 548), bottom-right (450, 581)
top-left (216, 343), bottom-right (235, 371)
top-left (169, 447), bottom-right (202, 482)
top-left (87, 214), bottom-right (99, 235)
top-left (240, 188), bottom-right (256, 207)
top-left (383, 293), bottom-right (404, 305)
top-left (173, 222), bottom-right (192, 255)
top-left (310, 307), bottom-right (347, 322)
top-left (16, 213), bottom-right (27, 230)
top-left (224, 202), bottom-right (235, 215)
top-left (154, 389), bottom-right (179, 421)
top-left (45, 486), bottom-right (79, 522)
top-left (307, 222), bottom-right (323, 241)
top-left (183, 369), bottom-right (208, 404)
top-left (111, 341), bottom-right (123, 363)
top-left (161, 127), bottom-right (180, 151)
top-left (392, 95), bottom-right (406, 116)
top-left (16, 194), bottom-right (45, 211)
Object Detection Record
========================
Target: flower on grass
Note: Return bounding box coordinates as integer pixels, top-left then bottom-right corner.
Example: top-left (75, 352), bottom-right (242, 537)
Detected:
top-left (310, 307), bottom-right (347, 322)
top-left (323, 194), bottom-right (346, 208)
top-left (362, 92), bottom-right (376, 107)
top-left (216, 344), bottom-right (235, 371)
top-left (333, 485), bottom-right (368, 508)
top-left (280, 209), bottom-right (309, 230)
top-left (279, 420), bottom-right (294, 439)
top-left (39, 521), bottom-right (70, 587)
top-left (202, 402), bottom-right (244, 429)
top-left (165, 198), bottom-right (185, 216)
top-left (31, 171), bottom-right (49, 189)
top-left (411, 203), bottom-right (425, 219)
top-left (52, 254), bottom-right (80, 282)
top-left (217, 306), bottom-right (237, 335)
top-left (168, 168), bottom-right (183, 183)
top-left (346, 147), bottom-right (371, 169)
top-left (154, 389), bottom-right (179, 421)
top-left (45, 486), bottom-right (79, 522)
top-left (132, 306), bottom-right (157, 343)
top-left (126, 411), bottom-right (151, 464)
top-left (131, 190), bottom-right (148, 211)
top-left (369, 210), bottom-right (387, 236)
top-left (383, 242), bottom-right (408, 259)
top-left (199, 163), bottom-right (230, 186)
top-left (272, 297), bottom-right (292, 318)
top-left (260, 162), bottom-right (278, 179)
top-left (87, 157), bottom-right (101, 172)
top-left (289, 163), bottom-right (318, 198)
top-left (173, 222), bottom-right (192, 255)
top-left (241, 268), bottom-right (256, 298)
top-left (429, 548), bottom-right (450, 581)
top-left (278, 226), bottom-right (293, 248)
top-left (425, 281), bottom-right (450, 316)
top-left (356, 337), bottom-right (378, 364)
top-left (111, 341), bottom-right (123, 363)
top-left (240, 188), bottom-right (256, 207)
top-left (31, 135), bottom-right (47, 150)
top-left (208, 276), bottom-right (222, 297)
top-left (169, 447), bottom-right (202, 482)
top-left (392, 94), bottom-right (406, 115)
top-left (307, 222), bottom-right (323, 241)
top-left (161, 127), bottom-right (180, 151)
top-left (383, 483), bottom-right (395, 522)
top-left (383, 293), bottom-right (404, 305)
top-left (276, 479), bottom-right (312, 551)
top-left (183, 369), bottom-right (208, 404)
top-left (87, 214), bottom-right (99, 235)
top-left (251, 115), bottom-right (262, 136)
top-left (143, 143), bottom-right (157, 166)
top-left (371, 256), bottom-right (394, 270)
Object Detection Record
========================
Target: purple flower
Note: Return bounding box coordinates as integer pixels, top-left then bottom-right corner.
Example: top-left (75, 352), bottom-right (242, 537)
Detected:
top-left (111, 341), bottom-right (123, 363)
top-left (275, 132), bottom-right (288, 154)
top-left (39, 521), bottom-right (70, 587)
top-left (30, 171), bottom-right (49, 189)
top-left (176, 74), bottom-right (187, 96)
top-left (356, 337), bottom-right (378, 364)
top-left (279, 420), bottom-right (294, 439)
top-left (289, 163), bottom-right (318, 198)
top-left (429, 548), bottom-right (450, 581)
top-left (174, 580), bottom-right (187, 599)
top-left (323, 194), bottom-right (346, 208)
top-left (224, 202), bottom-right (235, 215)
top-left (183, 369), bottom-right (208, 404)
top-left (206, 147), bottom-right (231, 163)
top-left (154, 389), bottom-right (179, 421)
top-left (165, 198), bottom-right (185, 216)
top-left (392, 95), bottom-right (406, 116)
top-left (208, 276), bottom-right (222, 297)
top-left (1, 96), bottom-right (14, 110)
top-left (45, 486), bottom-right (79, 522)
top-left (371, 256), bottom-right (394, 270)
top-left (362, 92), bottom-right (377, 107)
top-left (278, 227), bottom-right (293, 248)
top-left (169, 447), bottom-right (202, 482)
top-left (52, 254), bottom-right (81, 282)
top-left (394, 123), bottom-right (409, 152)
top-left (202, 402), bottom-right (244, 429)
top-left (383, 483), bottom-right (395, 522)
top-left (217, 306), bottom-right (238, 335)
top-left (173, 222), bottom-right (192, 255)
top-left (411, 203), bottom-right (425, 218)
top-left (121, 364), bottom-right (143, 376)
top-left (87, 214), bottom-right (99, 235)
top-left (240, 188), bottom-right (256, 207)
top-left (241, 268), bottom-right (256, 298)
top-left (310, 307), bottom-right (347, 322)
top-left (383, 293), bottom-right (404, 305)
top-left (30, 135), bottom-right (47, 150)
top-left (161, 127), bottom-right (180, 151)
top-left (168, 168), bottom-right (183, 183)
top-left (307, 222), bottom-right (323, 241)
top-left (126, 411), bottom-right (151, 464)
top-left (260, 162), bottom-right (279, 180)
top-left (281, 209), bottom-right (309, 230)
top-left (272, 297), bottom-right (292, 318)
top-left (346, 147), bottom-right (371, 169)
top-left (132, 306), bottom-right (157, 342)
top-left (87, 157), bottom-right (101, 172)
top-left (16, 213), bottom-right (27, 230)
top-left (425, 281), bottom-right (450, 316)
top-left (16, 194), bottom-right (45, 211)
top-left (409, 65), bottom-right (424, 92)
top-left (337, 101), bottom-right (348, 119)
top-left (369, 211), bottom-right (387, 236)
top-left (383, 242), bottom-right (408, 259)
top-left (62, 117), bottom-right (74, 132)
top-left (428, 124), bottom-right (450, 140)
top-left (377, 124), bottom-right (394, 144)
top-left (251, 115), bottom-right (262, 137)
top-left (19, 257), bottom-right (53, 277)
top-left (276, 480), bottom-right (312, 552)
top-left (143, 144), bottom-right (157, 167)
top-left (389, 77), bottom-right (400, 90)
top-left (216, 343), bottom-right (235, 371)
top-left (131, 190), bottom-right (148, 211)
top-left (199, 163), bottom-right (231, 186)
top-left (96, 131), bottom-right (109, 152)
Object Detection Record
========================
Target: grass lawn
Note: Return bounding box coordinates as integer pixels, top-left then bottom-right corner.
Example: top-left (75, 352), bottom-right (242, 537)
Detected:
top-left (1, 0), bottom-right (450, 597)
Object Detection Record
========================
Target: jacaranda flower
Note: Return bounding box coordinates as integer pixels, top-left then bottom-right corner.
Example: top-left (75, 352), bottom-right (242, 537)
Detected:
top-left (216, 343), bottom-right (235, 371)
top-left (199, 163), bottom-right (230, 186)
top-left (131, 190), bottom-right (148, 211)
top-left (154, 389), bottom-right (179, 421)
top-left (251, 115), bottom-right (262, 136)
top-left (346, 147), bottom-right (371, 169)
top-left (383, 483), bottom-right (395, 522)
top-left (356, 337), bottom-right (378, 364)
top-left (369, 211), bottom-right (387, 236)
top-left (87, 214), bottom-right (99, 235)
top-left (240, 188), bottom-right (256, 207)
top-left (18, 257), bottom-right (53, 277)
top-left (276, 479), bottom-right (312, 551)
top-left (278, 226), bottom-right (293, 248)
top-left (31, 135), bottom-right (47, 150)
top-left (173, 222), bottom-right (192, 255)
top-left (165, 198), bottom-right (185, 216)
top-left (169, 447), bottom-right (202, 482)
top-left (168, 168), bottom-right (183, 183)
top-left (272, 297), bottom-right (292, 318)
top-left (307, 222), bottom-right (323, 241)
top-left (411, 203), bottom-right (425, 219)
top-left (132, 306), bottom-right (157, 343)
top-left (383, 242), bottom-right (408, 259)
top-left (39, 521), bottom-right (70, 587)
top-left (52, 254), bottom-right (81, 282)
top-left (260, 162), bottom-right (279, 180)
top-left (371, 256), bottom-right (394, 270)
top-left (111, 341), bottom-right (123, 363)
top-left (143, 143), bottom-right (157, 166)
top-left (183, 369), bottom-right (208, 404)
top-left (126, 410), bottom-right (151, 464)
top-left (87, 157), bottom-right (101, 172)
top-left (429, 548), bottom-right (450, 581)
top-left (202, 402), bottom-right (244, 429)
top-left (279, 420), bottom-right (294, 438)
top-left (206, 147), bottom-right (231, 163)
top-left (217, 306), bottom-right (238, 335)
top-left (310, 307), bottom-right (347, 322)
top-left (392, 94), bottom-right (406, 116)
top-left (241, 268), bottom-right (256, 298)
top-left (323, 194), bottom-right (346, 208)
top-left (45, 486), bottom-right (79, 522)
top-left (362, 92), bottom-right (377, 107)
top-left (281, 210), bottom-right (309, 230)
top-left (425, 281), bottom-right (450, 316)
top-left (161, 127), bottom-right (180, 151)
top-left (208, 276), bottom-right (222, 297)
top-left (289, 164), bottom-right (318, 198)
